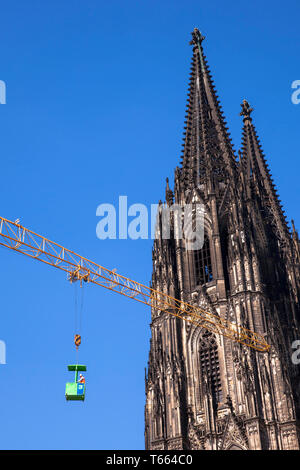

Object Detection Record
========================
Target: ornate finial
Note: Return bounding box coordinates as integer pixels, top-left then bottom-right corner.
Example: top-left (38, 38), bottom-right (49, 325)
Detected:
top-left (240, 99), bottom-right (254, 120)
top-left (189, 28), bottom-right (205, 46)
top-left (165, 177), bottom-right (174, 206)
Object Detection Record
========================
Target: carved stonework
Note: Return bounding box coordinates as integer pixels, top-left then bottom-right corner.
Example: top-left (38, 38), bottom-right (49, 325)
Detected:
top-left (220, 415), bottom-right (249, 450)
top-left (188, 426), bottom-right (205, 450)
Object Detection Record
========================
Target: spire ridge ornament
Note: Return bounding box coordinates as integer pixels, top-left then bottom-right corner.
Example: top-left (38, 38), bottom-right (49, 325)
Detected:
top-left (189, 28), bottom-right (205, 46)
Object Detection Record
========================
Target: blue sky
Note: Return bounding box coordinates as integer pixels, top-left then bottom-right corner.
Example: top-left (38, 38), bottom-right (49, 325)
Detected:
top-left (0, 0), bottom-right (299, 450)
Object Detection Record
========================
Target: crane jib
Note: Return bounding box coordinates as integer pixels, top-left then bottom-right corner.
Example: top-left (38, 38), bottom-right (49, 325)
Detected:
top-left (0, 215), bottom-right (270, 353)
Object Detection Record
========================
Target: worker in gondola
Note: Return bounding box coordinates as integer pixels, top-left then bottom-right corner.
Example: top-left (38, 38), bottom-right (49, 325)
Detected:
top-left (78, 373), bottom-right (85, 384)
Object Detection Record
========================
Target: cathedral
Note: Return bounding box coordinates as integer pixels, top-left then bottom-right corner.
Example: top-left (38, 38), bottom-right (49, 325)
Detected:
top-left (144, 28), bottom-right (300, 450)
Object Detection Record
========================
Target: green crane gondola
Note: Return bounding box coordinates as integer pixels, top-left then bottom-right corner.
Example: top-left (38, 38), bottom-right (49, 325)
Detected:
top-left (65, 364), bottom-right (87, 401)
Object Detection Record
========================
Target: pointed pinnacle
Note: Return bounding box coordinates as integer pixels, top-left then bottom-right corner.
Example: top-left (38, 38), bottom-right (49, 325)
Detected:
top-left (165, 177), bottom-right (174, 206)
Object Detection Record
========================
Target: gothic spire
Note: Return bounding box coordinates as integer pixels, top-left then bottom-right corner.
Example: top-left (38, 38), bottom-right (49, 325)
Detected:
top-left (240, 99), bottom-right (290, 245)
top-left (180, 28), bottom-right (237, 193)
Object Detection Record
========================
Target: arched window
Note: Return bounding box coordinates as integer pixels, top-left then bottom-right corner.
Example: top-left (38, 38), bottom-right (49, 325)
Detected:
top-left (199, 333), bottom-right (222, 404)
top-left (193, 235), bottom-right (213, 285)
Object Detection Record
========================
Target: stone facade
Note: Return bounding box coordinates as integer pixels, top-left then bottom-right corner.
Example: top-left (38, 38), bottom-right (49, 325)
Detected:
top-left (144, 29), bottom-right (300, 450)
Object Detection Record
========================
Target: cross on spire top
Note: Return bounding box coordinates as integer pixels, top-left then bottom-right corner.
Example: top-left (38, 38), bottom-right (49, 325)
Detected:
top-left (189, 28), bottom-right (205, 46)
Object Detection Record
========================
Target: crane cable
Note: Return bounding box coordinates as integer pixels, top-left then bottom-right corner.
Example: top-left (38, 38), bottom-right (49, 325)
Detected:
top-left (74, 281), bottom-right (84, 363)
top-left (79, 282), bottom-right (84, 333)
top-left (74, 283), bottom-right (80, 362)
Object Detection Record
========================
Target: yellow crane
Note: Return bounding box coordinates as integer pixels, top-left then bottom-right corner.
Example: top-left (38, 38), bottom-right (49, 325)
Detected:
top-left (0, 215), bottom-right (270, 352)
